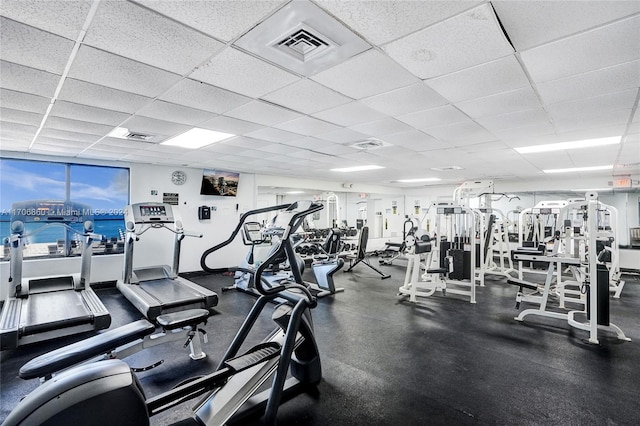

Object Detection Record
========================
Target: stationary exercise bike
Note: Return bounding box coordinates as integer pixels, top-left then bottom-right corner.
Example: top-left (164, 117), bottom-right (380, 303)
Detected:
top-left (4, 201), bottom-right (325, 426)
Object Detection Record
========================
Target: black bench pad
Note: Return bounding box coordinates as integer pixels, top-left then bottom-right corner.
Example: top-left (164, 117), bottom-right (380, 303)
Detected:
top-left (427, 268), bottom-right (448, 274)
top-left (156, 308), bottom-right (210, 331)
top-left (507, 278), bottom-right (539, 291)
top-left (20, 319), bottom-right (155, 380)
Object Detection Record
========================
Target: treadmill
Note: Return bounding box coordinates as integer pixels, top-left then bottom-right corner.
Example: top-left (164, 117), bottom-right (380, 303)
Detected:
top-left (116, 202), bottom-right (218, 321)
top-left (0, 200), bottom-right (111, 349)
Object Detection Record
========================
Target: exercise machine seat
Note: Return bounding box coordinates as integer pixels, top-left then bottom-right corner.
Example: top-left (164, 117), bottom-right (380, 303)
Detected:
top-left (19, 320), bottom-right (155, 380)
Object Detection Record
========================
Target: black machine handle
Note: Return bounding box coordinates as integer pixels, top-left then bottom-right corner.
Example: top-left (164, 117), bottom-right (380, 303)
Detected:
top-left (253, 202), bottom-right (323, 300)
top-left (200, 203), bottom-right (291, 272)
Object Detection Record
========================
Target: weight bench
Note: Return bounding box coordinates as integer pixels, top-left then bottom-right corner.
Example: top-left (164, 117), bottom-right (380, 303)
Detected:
top-left (506, 277), bottom-right (540, 309)
top-left (20, 308), bottom-right (210, 381)
top-left (344, 227), bottom-right (391, 279)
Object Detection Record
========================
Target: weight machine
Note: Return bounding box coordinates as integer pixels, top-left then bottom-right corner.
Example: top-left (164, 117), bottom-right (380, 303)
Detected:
top-left (508, 193), bottom-right (630, 344)
top-left (398, 204), bottom-right (482, 303)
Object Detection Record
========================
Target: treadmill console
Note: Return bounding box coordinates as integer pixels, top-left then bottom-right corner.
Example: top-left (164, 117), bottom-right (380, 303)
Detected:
top-left (127, 203), bottom-right (175, 224)
top-left (242, 222), bottom-right (264, 244)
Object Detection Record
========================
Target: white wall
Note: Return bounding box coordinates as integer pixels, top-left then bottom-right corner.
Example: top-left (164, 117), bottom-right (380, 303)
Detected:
top-left (128, 163), bottom-right (256, 272)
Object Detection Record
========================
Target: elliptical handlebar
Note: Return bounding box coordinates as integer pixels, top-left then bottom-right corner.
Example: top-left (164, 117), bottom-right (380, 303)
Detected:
top-left (200, 203), bottom-right (292, 272)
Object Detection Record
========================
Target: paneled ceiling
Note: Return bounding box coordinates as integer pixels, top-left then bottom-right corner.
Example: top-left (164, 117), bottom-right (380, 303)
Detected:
top-left (1, 0), bottom-right (639, 188)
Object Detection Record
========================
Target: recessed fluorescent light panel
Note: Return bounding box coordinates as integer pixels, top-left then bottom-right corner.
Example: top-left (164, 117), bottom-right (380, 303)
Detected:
top-left (397, 178), bottom-right (441, 183)
top-left (108, 127), bottom-right (130, 139)
top-left (330, 165), bottom-right (385, 172)
top-left (515, 136), bottom-right (620, 154)
top-left (162, 128), bottom-right (235, 149)
top-left (571, 188), bottom-right (613, 192)
top-left (286, 191), bottom-right (305, 194)
top-left (543, 165), bottom-right (613, 174)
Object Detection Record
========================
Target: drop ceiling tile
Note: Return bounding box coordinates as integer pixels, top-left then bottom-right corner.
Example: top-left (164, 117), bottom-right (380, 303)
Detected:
top-left (84, 1), bottom-right (223, 75)
top-left (254, 143), bottom-right (298, 155)
top-left (311, 50), bottom-right (417, 99)
top-left (0, 89), bottom-right (50, 114)
top-left (280, 137), bottom-right (330, 150)
top-left (191, 47), bottom-right (299, 98)
top-left (348, 118), bottom-right (414, 137)
top-left (319, 127), bottom-right (369, 144)
top-left (198, 115), bottom-right (263, 135)
top-left (361, 82), bottom-right (447, 117)
top-left (198, 142), bottom-right (240, 155)
top-left (244, 127), bottom-right (302, 143)
top-left (311, 143), bottom-right (360, 156)
top-left (68, 45), bottom-right (182, 97)
top-left (382, 130), bottom-right (446, 152)
top-left (318, 0), bottom-right (482, 45)
top-left (225, 101), bottom-right (302, 126)
top-left (547, 89), bottom-right (637, 119)
top-left (0, 17), bottom-right (74, 75)
top-left (135, 101), bottom-right (215, 126)
top-left (58, 78), bottom-right (152, 113)
top-left (424, 120), bottom-right (496, 146)
top-left (221, 136), bottom-right (271, 150)
top-left (426, 55), bottom-right (530, 104)
top-left (0, 139), bottom-right (30, 151)
top-left (0, 60), bottom-right (59, 97)
top-left (0, 0), bottom-right (92, 40)
top-left (261, 79), bottom-right (352, 114)
top-left (476, 108), bottom-right (551, 132)
top-left (567, 146), bottom-right (619, 165)
top-left (552, 109), bottom-right (632, 133)
top-left (44, 116), bottom-right (113, 136)
top-left (122, 116), bottom-right (190, 138)
top-left (618, 139), bottom-right (640, 161)
top-left (33, 138), bottom-right (89, 149)
top-left (383, 3), bottom-right (514, 79)
top-left (97, 137), bottom-right (161, 150)
top-left (312, 102), bottom-right (386, 127)
top-left (0, 121), bottom-right (38, 140)
top-left (518, 151), bottom-right (573, 170)
top-left (492, 1), bottom-right (640, 51)
top-left (537, 60), bottom-right (640, 106)
top-left (160, 79), bottom-right (251, 114)
top-left (50, 100), bottom-right (130, 126)
top-left (521, 15), bottom-right (640, 83)
top-left (38, 128), bottom-right (101, 143)
top-left (456, 87), bottom-right (542, 119)
top-left (30, 144), bottom-right (84, 156)
top-left (136, 0), bottom-right (285, 42)
top-left (275, 116), bottom-right (342, 136)
top-left (396, 105), bottom-right (468, 131)
top-left (0, 107), bottom-right (42, 127)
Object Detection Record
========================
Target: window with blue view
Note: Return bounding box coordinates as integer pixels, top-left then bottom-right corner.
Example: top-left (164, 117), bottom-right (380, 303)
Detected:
top-left (0, 158), bottom-right (130, 259)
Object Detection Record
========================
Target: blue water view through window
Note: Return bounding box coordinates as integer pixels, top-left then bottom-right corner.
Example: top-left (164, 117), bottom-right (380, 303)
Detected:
top-left (0, 158), bottom-right (130, 258)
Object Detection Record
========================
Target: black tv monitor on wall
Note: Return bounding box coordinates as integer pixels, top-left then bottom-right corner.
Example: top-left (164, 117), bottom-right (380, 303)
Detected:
top-left (200, 169), bottom-right (239, 197)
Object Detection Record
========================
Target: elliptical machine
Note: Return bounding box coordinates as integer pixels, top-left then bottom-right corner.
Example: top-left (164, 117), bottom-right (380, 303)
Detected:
top-left (4, 201), bottom-right (325, 426)
top-left (201, 202), bottom-right (343, 298)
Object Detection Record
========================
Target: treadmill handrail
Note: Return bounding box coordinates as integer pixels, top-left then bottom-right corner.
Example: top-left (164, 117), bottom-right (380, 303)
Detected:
top-left (11, 221), bottom-right (102, 241)
top-left (200, 203), bottom-right (292, 272)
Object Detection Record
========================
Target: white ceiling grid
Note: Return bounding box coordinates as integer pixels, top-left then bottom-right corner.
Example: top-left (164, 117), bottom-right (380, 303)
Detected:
top-left (0, 0), bottom-right (638, 187)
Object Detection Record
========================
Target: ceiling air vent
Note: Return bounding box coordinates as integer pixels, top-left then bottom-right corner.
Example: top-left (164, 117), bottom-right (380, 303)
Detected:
top-left (125, 132), bottom-right (154, 141)
top-left (233, 0), bottom-right (370, 76)
top-left (350, 138), bottom-right (392, 150)
top-left (275, 26), bottom-right (333, 62)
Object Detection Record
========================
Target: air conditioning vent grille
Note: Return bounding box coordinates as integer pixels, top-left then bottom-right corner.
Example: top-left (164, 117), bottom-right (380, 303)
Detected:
top-left (350, 138), bottom-right (392, 150)
top-left (126, 132), bottom-right (154, 141)
top-left (273, 24), bottom-right (335, 63)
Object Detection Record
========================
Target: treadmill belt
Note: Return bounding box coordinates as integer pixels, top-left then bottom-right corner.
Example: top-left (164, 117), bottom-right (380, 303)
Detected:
top-left (22, 292), bottom-right (92, 336)
top-left (139, 278), bottom-right (204, 306)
